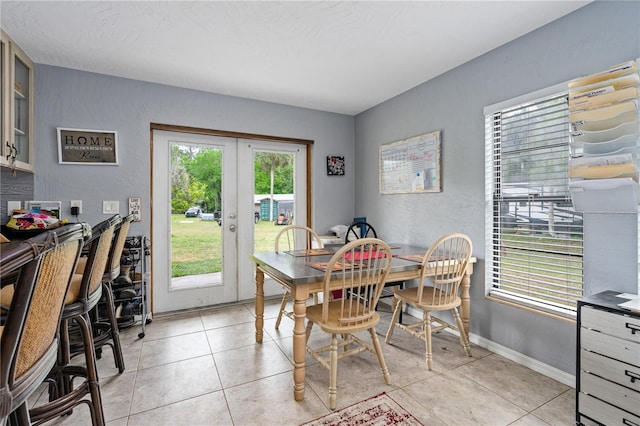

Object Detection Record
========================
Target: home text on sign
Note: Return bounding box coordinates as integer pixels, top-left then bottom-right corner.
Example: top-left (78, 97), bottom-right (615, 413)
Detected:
top-left (58, 128), bottom-right (118, 164)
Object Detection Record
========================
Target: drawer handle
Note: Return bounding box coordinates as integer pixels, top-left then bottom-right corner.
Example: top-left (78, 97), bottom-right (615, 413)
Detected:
top-left (626, 322), bottom-right (640, 335)
top-left (623, 419), bottom-right (639, 426)
top-left (625, 369), bottom-right (640, 383)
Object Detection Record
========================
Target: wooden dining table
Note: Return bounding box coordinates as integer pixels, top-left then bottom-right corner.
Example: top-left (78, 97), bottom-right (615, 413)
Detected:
top-left (250, 244), bottom-right (477, 402)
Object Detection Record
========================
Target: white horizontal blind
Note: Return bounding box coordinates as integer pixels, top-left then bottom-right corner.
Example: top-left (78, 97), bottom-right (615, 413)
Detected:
top-left (485, 92), bottom-right (584, 314)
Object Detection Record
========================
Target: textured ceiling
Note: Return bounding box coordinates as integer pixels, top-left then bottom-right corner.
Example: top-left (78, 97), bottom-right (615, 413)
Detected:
top-left (0, 1), bottom-right (590, 115)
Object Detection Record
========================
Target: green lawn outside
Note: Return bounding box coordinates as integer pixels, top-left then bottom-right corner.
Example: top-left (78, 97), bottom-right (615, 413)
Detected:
top-left (498, 230), bottom-right (584, 307)
top-left (171, 214), bottom-right (281, 278)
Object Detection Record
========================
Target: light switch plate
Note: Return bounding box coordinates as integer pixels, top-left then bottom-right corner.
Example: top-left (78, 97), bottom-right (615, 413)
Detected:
top-left (103, 201), bottom-right (119, 214)
top-left (7, 201), bottom-right (21, 216)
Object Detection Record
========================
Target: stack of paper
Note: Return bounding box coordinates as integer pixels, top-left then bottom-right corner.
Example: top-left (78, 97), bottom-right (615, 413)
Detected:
top-left (568, 60), bottom-right (640, 212)
top-left (569, 153), bottom-right (637, 180)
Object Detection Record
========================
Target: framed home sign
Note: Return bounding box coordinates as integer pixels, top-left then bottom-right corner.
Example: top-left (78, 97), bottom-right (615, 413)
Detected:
top-left (57, 127), bottom-right (119, 165)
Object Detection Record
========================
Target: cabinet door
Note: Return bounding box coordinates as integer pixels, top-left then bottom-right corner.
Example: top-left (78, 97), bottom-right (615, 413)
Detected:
top-left (1, 31), bottom-right (8, 165)
top-left (0, 30), bottom-right (34, 172)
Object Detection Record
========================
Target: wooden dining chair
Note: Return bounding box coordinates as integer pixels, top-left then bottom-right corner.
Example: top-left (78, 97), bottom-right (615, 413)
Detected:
top-left (344, 221), bottom-right (401, 319)
top-left (305, 238), bottom-right (393, 410)
top-left (344, 221), bottom-right (377, 244)
top-left (0, 223), bottom-right (89, 425)
top-left (385, 233), bottom-right (473, 370)
top-left (274, 225), bottom-right (324, 329)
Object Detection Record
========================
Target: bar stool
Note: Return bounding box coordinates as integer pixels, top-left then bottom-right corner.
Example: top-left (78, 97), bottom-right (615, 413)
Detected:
top-left (30, 216), bottom-right (119, 426)
top-left (68, 213), bottom-right (133, 375)
top-left (1, 224), bottom-right (89, 425)
top-left (91, 213), bottom-right (134, 372)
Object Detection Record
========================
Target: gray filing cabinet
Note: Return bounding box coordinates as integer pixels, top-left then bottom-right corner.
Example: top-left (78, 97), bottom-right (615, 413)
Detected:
top-left (577, 291), bottom-right (640, 425)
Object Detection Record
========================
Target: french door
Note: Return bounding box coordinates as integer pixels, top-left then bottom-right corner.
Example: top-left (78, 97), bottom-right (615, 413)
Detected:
top-left (151, 130), bottom-right (307, 313)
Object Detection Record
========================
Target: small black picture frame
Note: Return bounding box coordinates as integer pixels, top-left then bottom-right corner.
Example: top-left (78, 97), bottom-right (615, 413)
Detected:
top-left (327, 155), bottom-right (345, 176)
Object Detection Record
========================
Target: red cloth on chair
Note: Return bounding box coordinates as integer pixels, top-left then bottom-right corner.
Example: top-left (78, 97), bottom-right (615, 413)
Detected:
top-left (344, 251), bottom-right (390, 261)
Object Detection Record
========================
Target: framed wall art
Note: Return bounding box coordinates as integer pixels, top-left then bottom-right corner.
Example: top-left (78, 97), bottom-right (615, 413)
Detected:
top-left (128, 197), bottom-right (142, 222)
top-left (57, 127), bottom-right (119, 165)
top-left (379, 130), bottom-right (441, 194)
top-left (327, 155), bottom-right (345, 176)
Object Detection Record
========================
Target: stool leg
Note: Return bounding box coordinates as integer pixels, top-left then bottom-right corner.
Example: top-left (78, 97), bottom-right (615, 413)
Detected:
top-left (58, 318), bottom-right (73, 398)
top-left (77, 313), bottom-right (106, 426)
top-left (102, 281), bottom-right (125, 373)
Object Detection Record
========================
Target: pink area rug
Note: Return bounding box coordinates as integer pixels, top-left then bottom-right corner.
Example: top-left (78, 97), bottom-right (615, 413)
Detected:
top-left (302, 392), bottom-right (424, 426)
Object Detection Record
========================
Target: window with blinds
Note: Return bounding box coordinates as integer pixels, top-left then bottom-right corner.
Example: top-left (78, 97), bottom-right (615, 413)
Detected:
top-left (485, 89), bottom-right (583, 316)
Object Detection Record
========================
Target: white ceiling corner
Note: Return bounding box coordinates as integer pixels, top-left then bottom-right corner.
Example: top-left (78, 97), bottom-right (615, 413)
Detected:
top-left (0, 1), bottom-right (591, 115)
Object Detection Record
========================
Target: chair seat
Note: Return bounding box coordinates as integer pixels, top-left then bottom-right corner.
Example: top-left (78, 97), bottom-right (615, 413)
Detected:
top-left (64, 273), bottom-right (83, 304)
top-left (394, 286), bottom-right (461, 311)
top-left (1, 284), bottom-right (14, 307)
top-left (306, 300), bottom-right (380, 334)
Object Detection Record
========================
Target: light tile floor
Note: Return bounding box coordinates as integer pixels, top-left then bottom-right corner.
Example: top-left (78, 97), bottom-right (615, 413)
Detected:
top-left (34, 299), bottom-right (576, 425)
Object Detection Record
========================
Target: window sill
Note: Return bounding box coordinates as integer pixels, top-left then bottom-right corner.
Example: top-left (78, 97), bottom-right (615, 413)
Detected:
top-left (487, 291), bottom-right (577, 324)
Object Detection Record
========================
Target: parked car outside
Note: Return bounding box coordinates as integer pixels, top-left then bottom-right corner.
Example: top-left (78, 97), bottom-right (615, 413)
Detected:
top-left (184, 207), bottom-right (202, 218)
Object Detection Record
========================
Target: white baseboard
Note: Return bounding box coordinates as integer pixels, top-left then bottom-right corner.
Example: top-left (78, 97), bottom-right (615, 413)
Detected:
top-left (384, 302), bottom-right (576, 388)
top-left (469, 334), bottom-right (575, 388)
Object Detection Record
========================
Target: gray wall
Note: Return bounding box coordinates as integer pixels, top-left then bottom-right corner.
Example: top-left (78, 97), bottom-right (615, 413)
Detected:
top-left (28, 1), bottom-right (640, 376)
top-left (33, 66), bottom-right (356, 237)
top-left (354, 1), bottom-right (640, 375)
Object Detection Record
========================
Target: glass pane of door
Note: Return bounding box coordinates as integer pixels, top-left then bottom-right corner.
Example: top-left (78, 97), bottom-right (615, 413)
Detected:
top-left (253, 150), bottom-right (296, 253)
top-left (170, 143), bottom-right (223, 290)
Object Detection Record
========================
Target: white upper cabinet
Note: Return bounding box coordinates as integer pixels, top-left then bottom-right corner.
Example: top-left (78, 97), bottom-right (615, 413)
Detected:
top-left (1, 30), bottom-right (34, 173)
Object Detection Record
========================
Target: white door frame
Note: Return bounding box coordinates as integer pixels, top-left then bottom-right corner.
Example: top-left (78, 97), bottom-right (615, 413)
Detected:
top-left (151, 129), bottom-right (309, 313)
top-left (152, 130), bottom-right (238, 313)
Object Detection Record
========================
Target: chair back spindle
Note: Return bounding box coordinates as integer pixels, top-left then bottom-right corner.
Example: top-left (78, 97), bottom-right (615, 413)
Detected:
top-left (417, 233), bottom-right (472, 306)
top-left (105, 214), bottom-right (134, 281)
top-left (275, 225), bottom-right (323, 252)
top-left (322, 238), bottom-right (391, 325)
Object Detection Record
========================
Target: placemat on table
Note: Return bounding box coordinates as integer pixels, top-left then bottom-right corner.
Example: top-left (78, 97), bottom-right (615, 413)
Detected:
top-left (308, 260), bottom-right (355, 272)
top-left (397, 254), bottom-right (424, 262)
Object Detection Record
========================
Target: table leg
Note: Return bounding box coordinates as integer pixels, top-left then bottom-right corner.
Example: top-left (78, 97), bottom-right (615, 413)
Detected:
top-left (255, 266), bottom-right (264, 344)
top-left (292, 285), bottom-right (309, 401)
top-left (389, 284), bottom-right (402, 323)
top-left (459, 271), bottom-right (471, 339)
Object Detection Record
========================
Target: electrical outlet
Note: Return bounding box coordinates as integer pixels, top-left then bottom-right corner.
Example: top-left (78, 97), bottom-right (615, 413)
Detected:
top-left (70, 200), bottom-right (82, 214)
